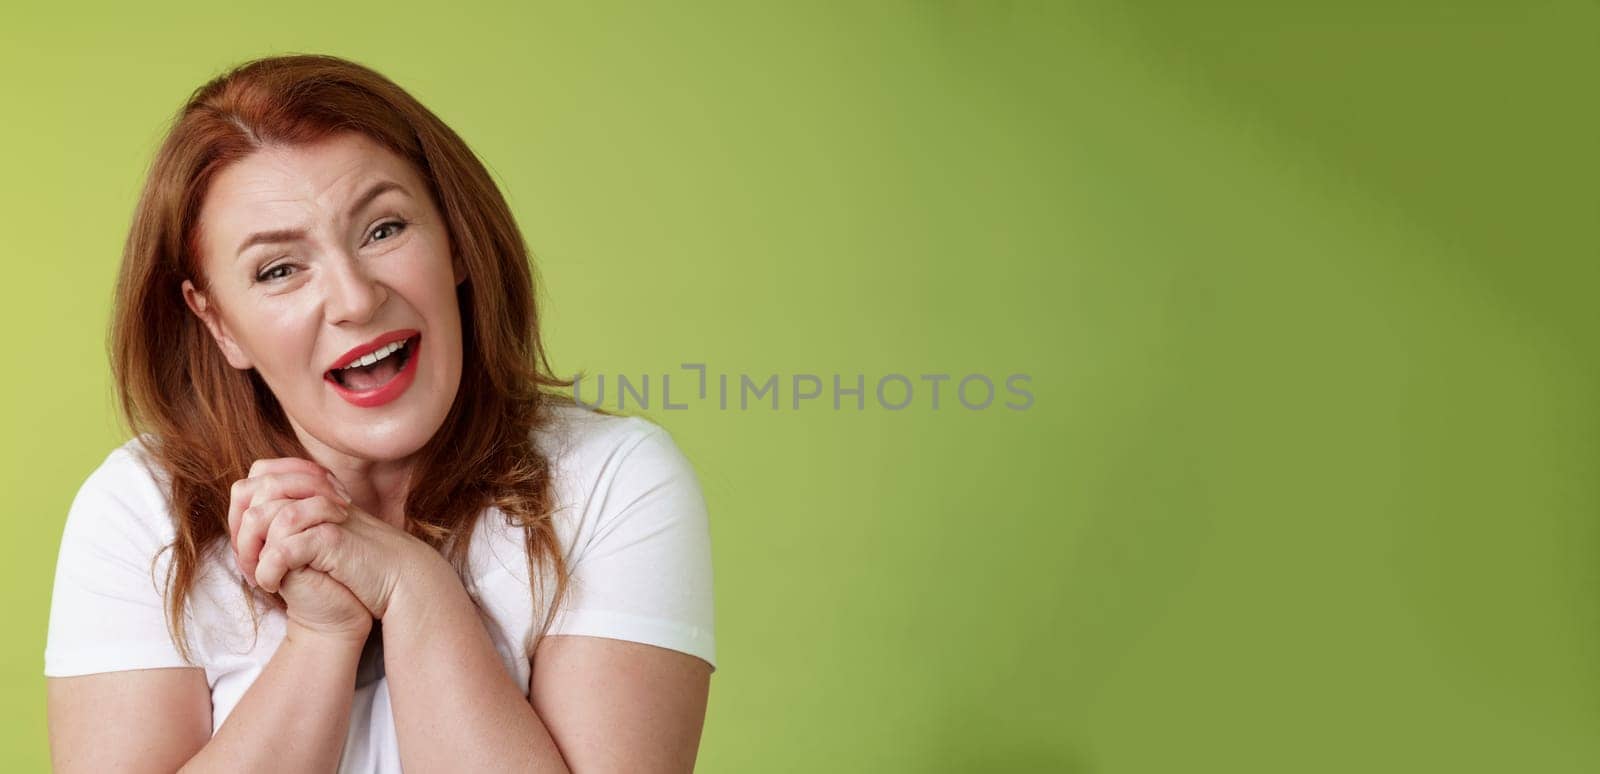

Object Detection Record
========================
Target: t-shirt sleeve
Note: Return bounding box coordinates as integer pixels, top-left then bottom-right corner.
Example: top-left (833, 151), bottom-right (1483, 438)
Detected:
top-left (547, 422), bottom-right (718, 672)
top-left (44, 447), bottom-right (194, 677)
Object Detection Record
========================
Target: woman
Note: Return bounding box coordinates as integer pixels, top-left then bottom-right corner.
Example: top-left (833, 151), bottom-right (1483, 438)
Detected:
top-left (43, 53), bottom-right (716, 773)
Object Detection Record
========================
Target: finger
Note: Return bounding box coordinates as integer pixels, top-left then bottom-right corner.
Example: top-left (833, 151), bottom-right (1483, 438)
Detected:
top-left (264, 496), bottom-right (350, 559)
top-left (326, 472), bottom-right (353, 502)
top-left (255, 523), bottom-right (343, 594)
top-left (239, 495), bottom-right (350, 582)
top-left (256, 458), bottom-right (351, 504)
top-left (229, 459), bottom-right (337, 540)
top-left (227, 477), bottom-right (255, 548)
top-left (232, 470), bottom-right (334, 556)
top-left (228, 471), bottom-right (347, 543)
top-left (277, 566), bottom-right (350, 601)
top-left (234, 498), bottom-right (292, 585)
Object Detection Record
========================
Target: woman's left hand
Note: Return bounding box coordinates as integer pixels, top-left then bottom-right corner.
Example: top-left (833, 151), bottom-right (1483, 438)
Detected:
top-left (229, 457), bottom-right (428, 619)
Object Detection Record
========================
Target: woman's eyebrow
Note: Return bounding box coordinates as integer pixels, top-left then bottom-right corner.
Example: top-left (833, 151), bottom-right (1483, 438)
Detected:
top-left (233, 180), bottom-right (409, 259)
top-left (235, 227), bottom-right (305, 259)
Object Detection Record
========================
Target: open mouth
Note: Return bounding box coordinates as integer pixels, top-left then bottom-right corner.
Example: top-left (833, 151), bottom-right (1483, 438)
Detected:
top-left (325, 334), bottom-right (420, 393)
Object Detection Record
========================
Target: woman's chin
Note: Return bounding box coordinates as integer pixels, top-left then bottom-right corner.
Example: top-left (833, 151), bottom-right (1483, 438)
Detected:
top-left (286, 375), bottom-right (458, 464)
top-left (288, 418), bottom-right (436, 466)
top-left (329, 430), bottom-right (434, 463)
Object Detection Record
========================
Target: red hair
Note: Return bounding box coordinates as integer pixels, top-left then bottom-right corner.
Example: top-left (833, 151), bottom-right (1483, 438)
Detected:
top-left (111, 53), bottom-right (581, 661)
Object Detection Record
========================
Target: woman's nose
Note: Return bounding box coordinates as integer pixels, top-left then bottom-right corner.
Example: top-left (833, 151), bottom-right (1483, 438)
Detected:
top-left (322, 253), bottom-right (388, 326)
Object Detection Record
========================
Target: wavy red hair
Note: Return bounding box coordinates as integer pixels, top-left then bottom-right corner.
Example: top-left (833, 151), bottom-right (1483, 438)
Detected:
top-left (110, 53), bottom-right (582, 662)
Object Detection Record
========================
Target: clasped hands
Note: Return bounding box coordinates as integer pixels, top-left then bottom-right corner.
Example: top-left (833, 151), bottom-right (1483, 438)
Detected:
top-left (228, 457), bottom-right (426, 641)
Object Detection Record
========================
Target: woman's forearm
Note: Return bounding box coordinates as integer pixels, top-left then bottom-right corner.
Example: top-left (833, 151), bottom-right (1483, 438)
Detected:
top-left (381, 549), bottom-right (571, 773)
top-left (178, 626), bottom-right (364, 773)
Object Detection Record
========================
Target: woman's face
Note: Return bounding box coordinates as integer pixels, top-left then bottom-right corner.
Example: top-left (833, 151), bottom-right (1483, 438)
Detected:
top-left (183, 131), bottom-right (465, 464)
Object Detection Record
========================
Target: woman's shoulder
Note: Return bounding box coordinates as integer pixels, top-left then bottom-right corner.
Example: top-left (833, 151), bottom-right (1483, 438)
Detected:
top-left (83, 434), bottom-right (169, 492)
top-left (535, 402), bottom-right (679, 469)
top-left (527, 402), bottom-right (705, 527)
top-left (533, 403), bottom-right (709, 505)
top-left (65, 435), bottom-right (175, 536)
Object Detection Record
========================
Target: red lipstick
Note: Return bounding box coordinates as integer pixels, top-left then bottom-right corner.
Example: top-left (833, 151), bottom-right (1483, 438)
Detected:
top-left (324, 330), bottom-right (422, 408)
top-left (327, 329), bottom-right (420, 372)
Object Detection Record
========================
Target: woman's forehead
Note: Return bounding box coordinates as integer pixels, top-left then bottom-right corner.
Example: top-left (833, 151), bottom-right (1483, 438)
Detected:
top-left (197, 135), bottom-right (425, 261)
top-left (211, 134), bottom-right (417, 211)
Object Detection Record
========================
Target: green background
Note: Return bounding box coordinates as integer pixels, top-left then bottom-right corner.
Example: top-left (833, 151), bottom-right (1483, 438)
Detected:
top-left (3, 1), bottom-right (1596, 771)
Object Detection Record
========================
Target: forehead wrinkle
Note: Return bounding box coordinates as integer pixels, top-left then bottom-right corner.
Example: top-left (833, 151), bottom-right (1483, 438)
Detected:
top-left (257, 148), bottom-right (356, 218)
top-left (202, 136), bottom-right (421, 271)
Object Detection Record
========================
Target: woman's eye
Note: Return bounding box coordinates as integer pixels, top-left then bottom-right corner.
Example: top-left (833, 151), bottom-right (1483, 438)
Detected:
top-left (370, 220), bottom-right (407, 242)
top-left (256, 264), bottom-right (296, 282)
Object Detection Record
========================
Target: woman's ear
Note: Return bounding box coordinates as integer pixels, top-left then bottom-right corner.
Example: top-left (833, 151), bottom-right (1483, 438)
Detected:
top-left (452, 250), bottom-right (467, 286)
top-left (181, 279), bottom-right (254, 370)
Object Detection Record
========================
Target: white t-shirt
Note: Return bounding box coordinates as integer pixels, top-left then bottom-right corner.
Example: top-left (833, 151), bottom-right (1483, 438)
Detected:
top-left (44, 404), bottom-right (716, 772)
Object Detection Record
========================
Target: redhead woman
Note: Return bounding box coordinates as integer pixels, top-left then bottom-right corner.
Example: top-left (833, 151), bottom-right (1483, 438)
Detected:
top-left (43, 54), bottom-right (716, 773)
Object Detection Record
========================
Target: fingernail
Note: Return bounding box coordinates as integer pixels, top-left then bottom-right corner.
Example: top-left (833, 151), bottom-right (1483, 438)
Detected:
top-left (327, 472), bottom-right (351, 500)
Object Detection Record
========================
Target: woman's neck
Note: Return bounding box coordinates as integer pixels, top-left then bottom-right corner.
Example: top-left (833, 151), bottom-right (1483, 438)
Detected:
top-left (288, 423), bottom-right (417, 529)
top-left (324, 457), bottom-right (413, 529)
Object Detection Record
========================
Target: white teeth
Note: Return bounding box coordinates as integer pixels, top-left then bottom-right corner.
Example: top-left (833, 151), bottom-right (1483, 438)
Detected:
top-left (342, 339), bottom-right (405, 370)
